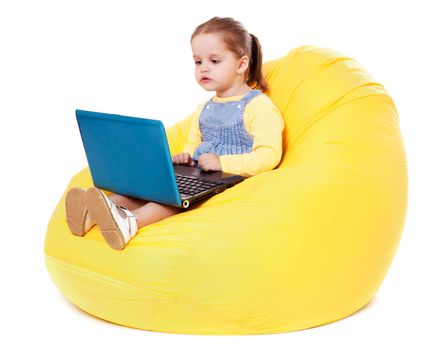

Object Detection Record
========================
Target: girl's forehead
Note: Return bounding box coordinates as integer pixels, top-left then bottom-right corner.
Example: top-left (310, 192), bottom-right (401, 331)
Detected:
top-left (191, 33), bottom-right (228, 57)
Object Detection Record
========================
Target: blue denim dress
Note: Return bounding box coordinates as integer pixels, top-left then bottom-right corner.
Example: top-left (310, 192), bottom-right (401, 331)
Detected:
top-left (192, 89), bottom-right (263, 162)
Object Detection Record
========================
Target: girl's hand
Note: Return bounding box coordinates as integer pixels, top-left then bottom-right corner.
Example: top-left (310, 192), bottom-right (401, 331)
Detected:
top-left (172, 152), bottom-right (196, 167)
top-left (198, 153), bottom-right (221, 172)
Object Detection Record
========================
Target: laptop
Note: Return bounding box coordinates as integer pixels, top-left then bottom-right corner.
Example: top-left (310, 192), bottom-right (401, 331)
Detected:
top-left (75, 109), bottom-right (245, 209)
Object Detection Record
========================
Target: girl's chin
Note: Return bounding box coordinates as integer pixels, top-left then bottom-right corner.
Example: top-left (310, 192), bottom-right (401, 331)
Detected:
top-left (201, 85), bottom-right (217, 91)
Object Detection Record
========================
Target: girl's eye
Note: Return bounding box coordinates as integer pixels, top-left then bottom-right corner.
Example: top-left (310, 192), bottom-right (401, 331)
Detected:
top-left (194, 60), bottom-right (220, 65)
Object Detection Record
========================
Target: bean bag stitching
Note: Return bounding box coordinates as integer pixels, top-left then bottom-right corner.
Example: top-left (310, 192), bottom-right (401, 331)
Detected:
top-left (46, 254), bottom-right (261, 333)
top-left (276, 56), bottom-right (353, 117)
top-left (169, 174), bottom-right (281, 331)
top-left (291, 88), bottom-right (389, 149)
top-left (263, 48), bottom-right (302, 82)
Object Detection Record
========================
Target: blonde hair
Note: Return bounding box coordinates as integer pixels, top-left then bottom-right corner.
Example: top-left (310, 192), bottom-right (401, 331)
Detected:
top-left (191, 16), bottom-right (269, 93)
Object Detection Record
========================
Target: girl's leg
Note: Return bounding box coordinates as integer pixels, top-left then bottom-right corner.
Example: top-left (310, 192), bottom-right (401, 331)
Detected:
top-left (132, 202), bottom-right (183, 228)
top-left (107, 192), bottom-right (183, 228)
top-left (85, 189), bottom-right (184, 249)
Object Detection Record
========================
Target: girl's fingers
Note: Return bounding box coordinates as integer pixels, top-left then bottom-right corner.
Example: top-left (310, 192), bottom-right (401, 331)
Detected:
top-left (173, 153), bottom-right (194, 165)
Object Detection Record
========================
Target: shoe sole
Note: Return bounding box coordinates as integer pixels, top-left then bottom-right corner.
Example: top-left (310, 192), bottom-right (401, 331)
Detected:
top-left (65, 187), bottom-right (88, 236)
top-left (85, 188), bottom-right (126, 250)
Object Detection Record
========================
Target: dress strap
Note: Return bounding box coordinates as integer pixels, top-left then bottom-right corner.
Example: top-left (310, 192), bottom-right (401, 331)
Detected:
top-left (240, 89), bottom-right (263, 105)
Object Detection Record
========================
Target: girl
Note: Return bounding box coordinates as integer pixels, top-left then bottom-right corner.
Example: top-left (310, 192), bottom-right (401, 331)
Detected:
top-left (65, 16), bottom-right (285, 250)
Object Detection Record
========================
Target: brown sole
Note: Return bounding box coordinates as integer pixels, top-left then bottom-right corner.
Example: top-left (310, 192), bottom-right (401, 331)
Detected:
top-left (65, 187), bottom-right (88, 236)
top-left (85, 187), bottom-right (126, 250)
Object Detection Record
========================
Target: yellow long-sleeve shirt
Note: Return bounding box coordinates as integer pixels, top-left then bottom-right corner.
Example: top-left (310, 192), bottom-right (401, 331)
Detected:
top-left (182, 92), bottom-right (285, 177)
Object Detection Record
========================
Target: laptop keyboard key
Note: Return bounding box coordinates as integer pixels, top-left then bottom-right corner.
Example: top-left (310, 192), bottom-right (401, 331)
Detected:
top-left (175, 174), bottom-right (224, 197)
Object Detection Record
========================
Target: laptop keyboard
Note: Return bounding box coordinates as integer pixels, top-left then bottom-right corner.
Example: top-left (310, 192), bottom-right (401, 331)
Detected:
top-left (175, 174), bottom-right (224, 196)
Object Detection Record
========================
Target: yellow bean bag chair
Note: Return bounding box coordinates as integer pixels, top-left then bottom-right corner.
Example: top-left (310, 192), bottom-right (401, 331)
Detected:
top-left (44, 46), bottom-right (408, 335)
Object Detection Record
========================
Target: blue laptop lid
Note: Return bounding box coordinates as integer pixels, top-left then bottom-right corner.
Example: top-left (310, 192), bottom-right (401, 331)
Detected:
top-left (76, 109), bottom-right (182, 207)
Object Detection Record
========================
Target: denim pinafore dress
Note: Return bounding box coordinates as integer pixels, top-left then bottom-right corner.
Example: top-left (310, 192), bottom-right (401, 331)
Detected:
top-left (192, 89), bottom-right (263, 162)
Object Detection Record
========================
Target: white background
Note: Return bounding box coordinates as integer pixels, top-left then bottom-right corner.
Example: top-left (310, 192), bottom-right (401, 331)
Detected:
top-left (1, 0), bottom-right (441, 348)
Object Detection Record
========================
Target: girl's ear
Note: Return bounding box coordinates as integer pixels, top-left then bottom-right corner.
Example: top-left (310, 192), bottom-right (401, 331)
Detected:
top-left (237, 55), bottom-right (249, 74)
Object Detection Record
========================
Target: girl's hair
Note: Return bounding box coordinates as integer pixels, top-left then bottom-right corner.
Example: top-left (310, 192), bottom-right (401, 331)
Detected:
top-left (191, 16), bottom-right (269, 93)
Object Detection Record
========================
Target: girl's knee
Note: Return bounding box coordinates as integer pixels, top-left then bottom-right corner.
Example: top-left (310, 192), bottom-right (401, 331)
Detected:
top-left (108, 193), bottom-right (147, 209)
top-left (108, 193), bottom-right (125, 202)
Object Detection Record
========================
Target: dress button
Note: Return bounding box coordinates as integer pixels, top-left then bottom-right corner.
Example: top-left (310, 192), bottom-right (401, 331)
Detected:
top-left (238, 104), bottom-right (241, 108)
top-left (206, 105), bottom-right (210, 109)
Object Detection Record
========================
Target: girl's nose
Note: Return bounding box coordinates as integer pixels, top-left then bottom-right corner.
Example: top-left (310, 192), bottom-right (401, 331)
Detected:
top-left (200, 64), bottom-right (210, 73)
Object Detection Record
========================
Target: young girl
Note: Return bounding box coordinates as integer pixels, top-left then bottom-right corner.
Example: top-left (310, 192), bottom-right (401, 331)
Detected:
top-left (65, 16), bottom-right (285, 250)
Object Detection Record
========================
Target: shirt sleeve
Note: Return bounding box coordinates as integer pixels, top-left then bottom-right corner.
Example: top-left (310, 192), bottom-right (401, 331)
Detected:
top-left (219, 97), bottom-right (285, 177)
top-left (182, 102), bottom-right (204, 157)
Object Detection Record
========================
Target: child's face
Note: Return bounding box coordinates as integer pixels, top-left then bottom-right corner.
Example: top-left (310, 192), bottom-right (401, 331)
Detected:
top-left (191, 33), bottom-right (249, 95)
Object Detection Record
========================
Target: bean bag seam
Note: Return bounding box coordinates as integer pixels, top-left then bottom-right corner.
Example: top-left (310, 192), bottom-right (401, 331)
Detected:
top-left (292, 91), bottom-right (391, 149)
top-left (167, 173), bottom-right (280, 331)
top-left (46, 254), bottom-right (261, 333)
top-left (279, 57), bottom-right (353, 118)
top-left (45, 255), bottom-right (167, 296)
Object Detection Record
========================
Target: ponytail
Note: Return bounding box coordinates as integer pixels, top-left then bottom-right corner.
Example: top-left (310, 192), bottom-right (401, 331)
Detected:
top-left (246, 33), bottom-right (269, 93)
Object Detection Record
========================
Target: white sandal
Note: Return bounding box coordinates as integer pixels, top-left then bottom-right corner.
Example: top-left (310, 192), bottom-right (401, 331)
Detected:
top-left (65, 187), bottom-right (96, 236)
top-left (85, 187), bottom-right (138, 250)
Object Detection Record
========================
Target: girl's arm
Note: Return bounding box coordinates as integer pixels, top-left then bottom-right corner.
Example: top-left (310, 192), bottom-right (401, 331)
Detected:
top-left (220, 101), bottom-right (284, 177)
